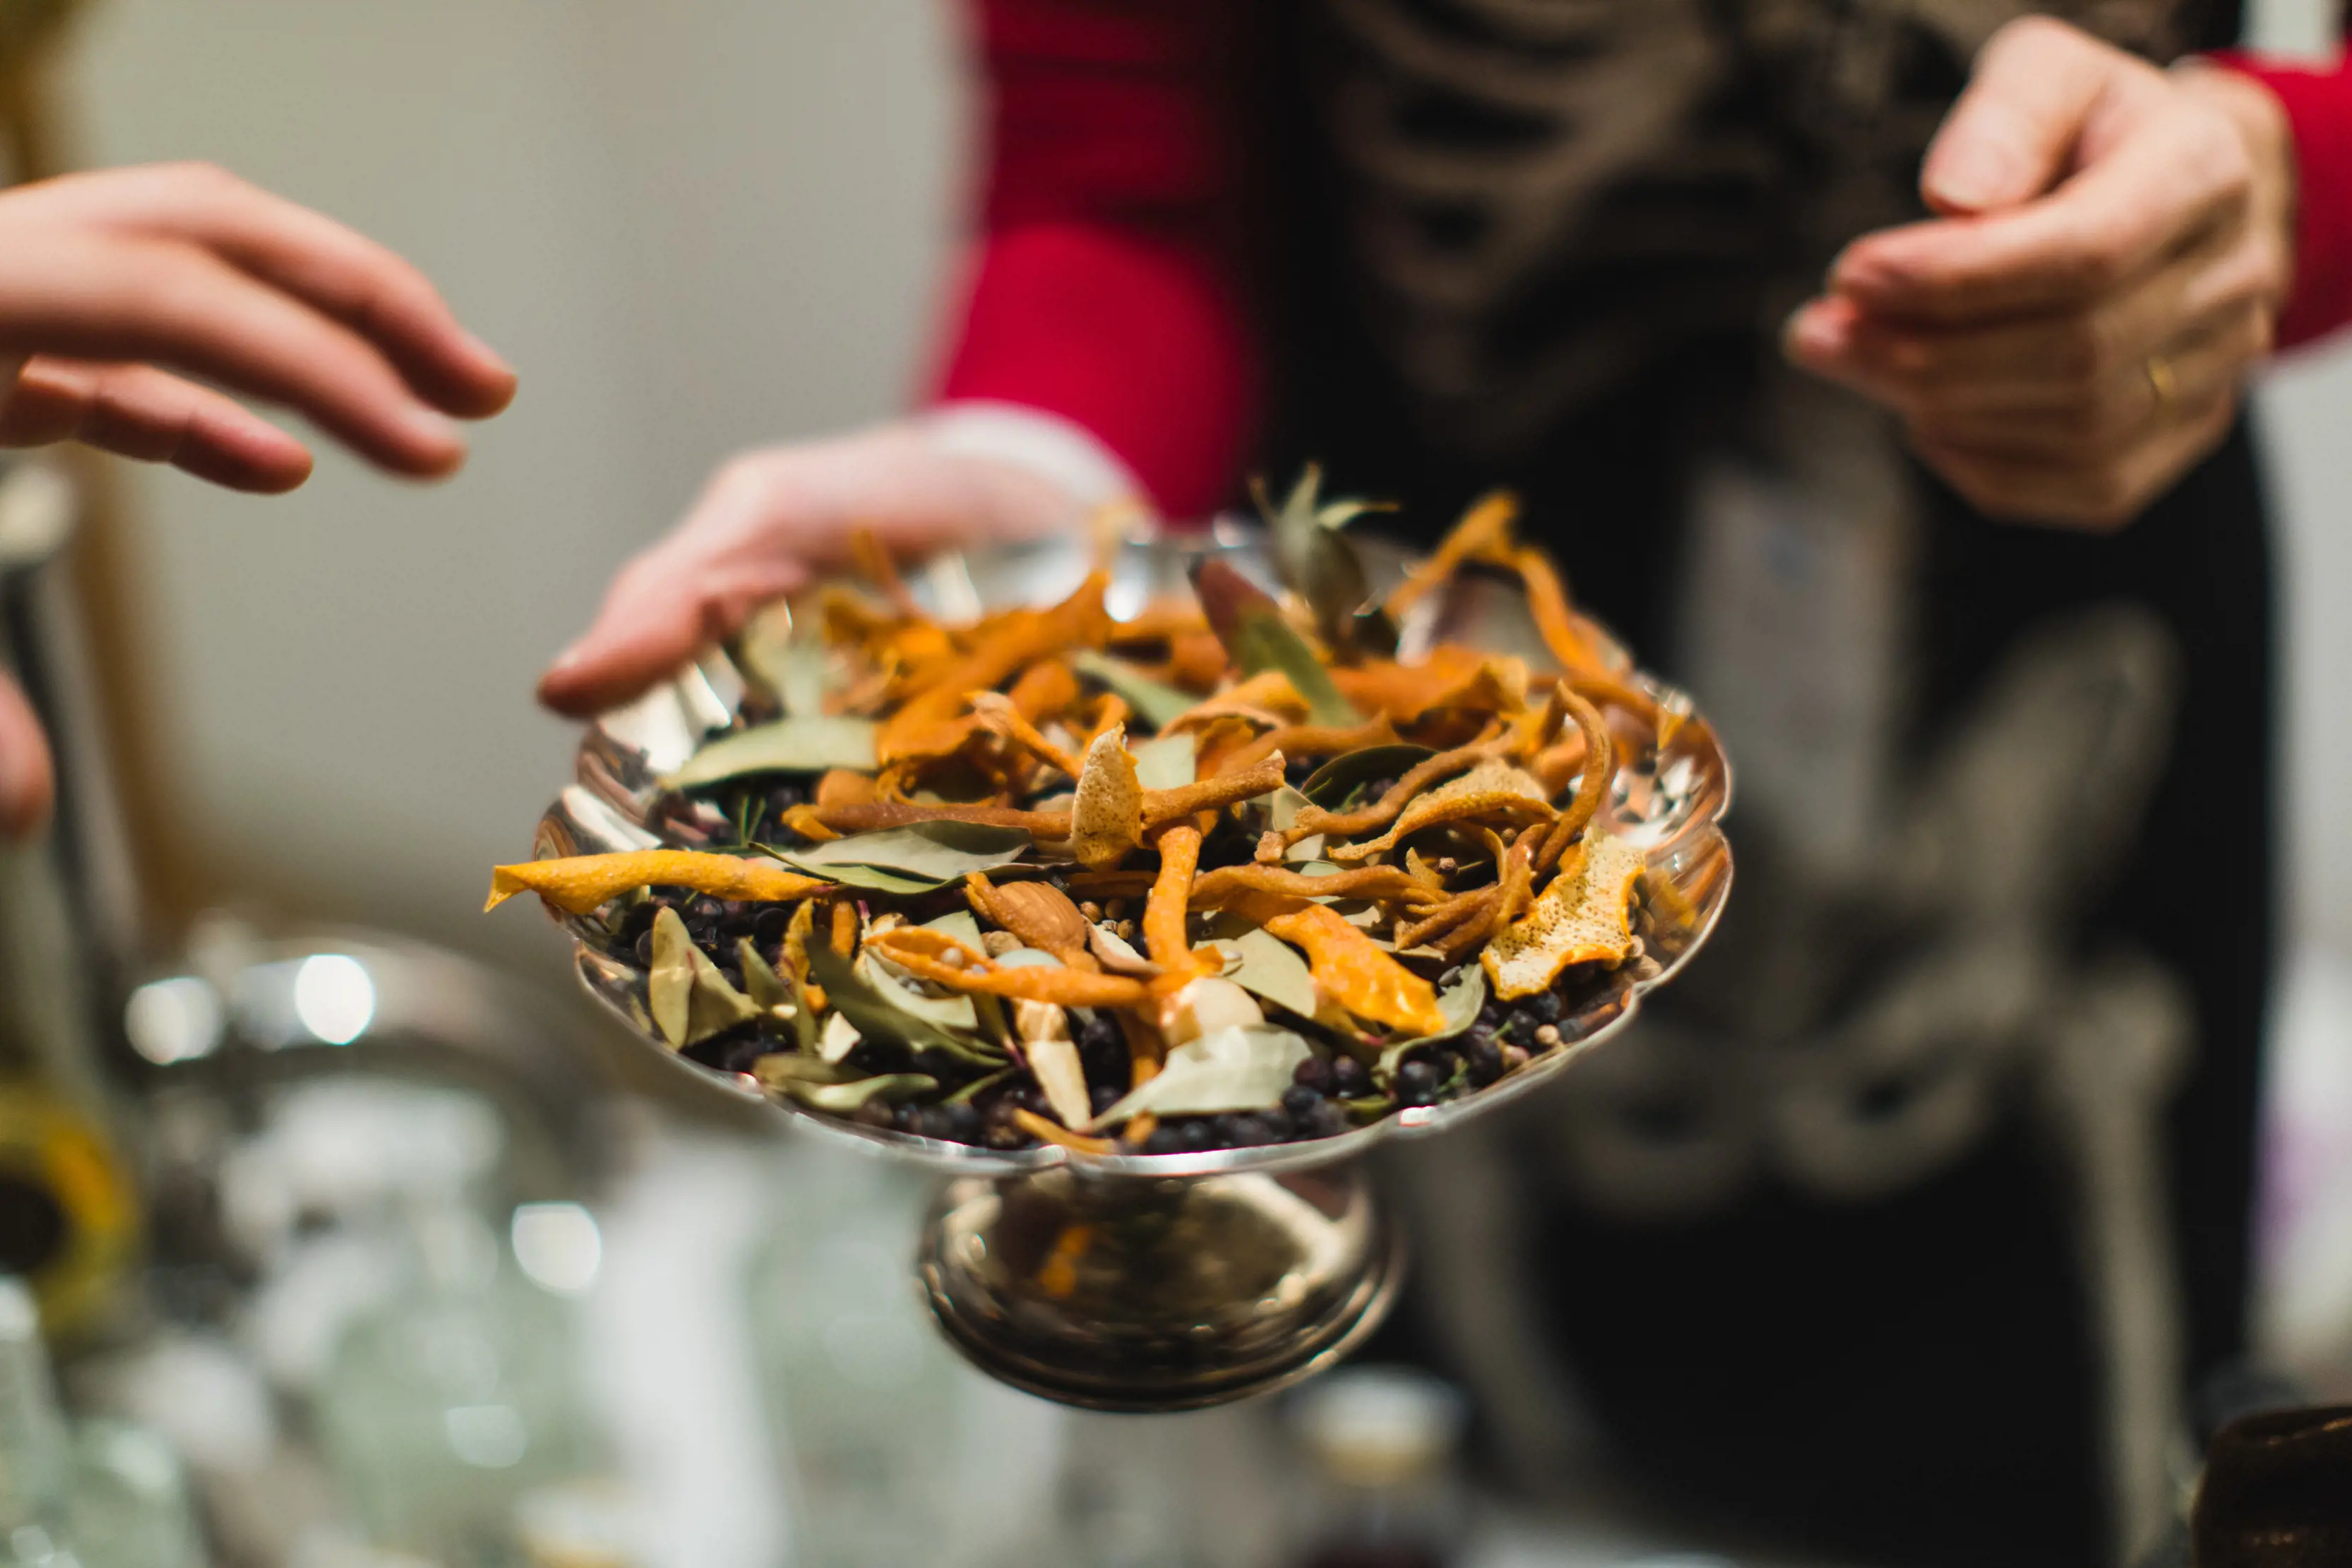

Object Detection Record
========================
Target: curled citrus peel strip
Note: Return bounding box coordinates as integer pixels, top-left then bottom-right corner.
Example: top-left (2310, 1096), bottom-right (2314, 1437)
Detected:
top-left (1536, 688), bottom-right (1615, 875)
top-left (784, 753), bottom-right (1285, 844)
top-left (866, 928), bottom-right (1154, 1009)
top-left (1012, 1106), bottom-right (1116, 1155)
top-left (485, 851), bottom-right (830, 917)
top-left (1189, 865), bottom-right (1443, 911)
top-left (1215, 721), bottom-right (1395, 779)
top-left (1142, 824), bottom-right (1211, 976)
top-left (878, 571), bottom-right (1111, 766)
top-left (1226, 891), bottom-right (1446, 1036)
top-left (969, 692), bottom-right (1082, 778)
top-left (1382, 489), bottom-right (1517, 623)
top-left (1325, 760), bottom-right (1553, 864)
top-left (1277, 728), bottom-right (1508, 853)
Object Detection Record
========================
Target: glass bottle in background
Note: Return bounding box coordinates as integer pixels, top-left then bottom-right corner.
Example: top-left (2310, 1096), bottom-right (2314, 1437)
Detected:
top-left (744, 1142), bottom-right (962, 1568)
top-left (316, 1182), bottom-right (602, 1568)
top-left (68, 1420), bottom-right (205, 1568)
top-left (0, 1275), bottom-right (73, 1565)
top-left (1286, 1367), bottom-right (1468, 1568)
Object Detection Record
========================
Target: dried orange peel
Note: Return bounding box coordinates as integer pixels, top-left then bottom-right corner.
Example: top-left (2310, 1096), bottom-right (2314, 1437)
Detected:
top-left (486, 851), bottom-right (829, 917)
top-left (1227, 891), bottom-right (1446, 1036)
top-left (1481, 831), bottom-right (1649, 999)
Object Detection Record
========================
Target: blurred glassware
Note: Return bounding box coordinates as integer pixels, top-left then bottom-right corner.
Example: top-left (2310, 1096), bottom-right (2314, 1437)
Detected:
top-left (745, 1144), bottom-right (960, 1568)
top-left (68, 1418), bottom-right (207, 1568)
top-left (1287, 1367), bottom-right (1469, 1568)
top-left (314, 1151), bottom-right (608, 1568)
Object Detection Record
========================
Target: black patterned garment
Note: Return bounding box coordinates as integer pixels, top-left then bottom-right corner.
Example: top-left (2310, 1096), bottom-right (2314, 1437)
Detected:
top-left (1251, 4), bottom-right (2272, 1564)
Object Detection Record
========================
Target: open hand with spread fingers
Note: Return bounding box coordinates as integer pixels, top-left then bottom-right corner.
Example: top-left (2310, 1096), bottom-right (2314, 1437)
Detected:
top-left (1785, 16), bottom-right (2294, 529)
top-left (0, 160), bottom-right (516, 841)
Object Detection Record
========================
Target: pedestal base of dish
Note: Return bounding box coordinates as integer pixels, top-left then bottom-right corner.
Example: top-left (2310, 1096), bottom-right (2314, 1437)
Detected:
top-left (917, 1163), bottom-right (1402, 1412)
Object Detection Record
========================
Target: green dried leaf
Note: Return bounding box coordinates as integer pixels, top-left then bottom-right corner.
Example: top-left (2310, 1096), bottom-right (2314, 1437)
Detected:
top-left (1300, 745), bottom-right (1436, 809)
top-left (859, 950), bottom-right (979, 1032)
top-left (1207, 926), bottom-right (1319, 1019)
top-left (1130, 732), bottom-right (1198, 790)
top-left (808, 939), bottom-right (999, 1064)
top-left (1070, 650), bottom-right (1195, 731)
top-left (664, 714), bottom-right (880, 787)
top-left (647, 907), bottom-right (759, 1047)
top-left (1375, 965), bottom-right (1487, 1087)
top-left (1091, 1024), bottom-right (1313, 1128)
top-left (776, 821), bottom-right (1032, 891)
top-left (943, 1066), bottom-right (1015, 1106)
top-left (752, 1054), bottom-right (852, 1090)
top-left (733, 604), bottom-right (816, 714)
top-left (924, 908), bottom-right (986, 947)
top-left (819, 1010), bottom-right (861, 1063)
top-left (1234, 609), bottom-right (1358, 727)
top-left (736, 937), bottom-right (796, 1018)
top-left (782, 1073), bottom-right (938, 1112)
top-left (1254, 465), bottom-right (1392, 660)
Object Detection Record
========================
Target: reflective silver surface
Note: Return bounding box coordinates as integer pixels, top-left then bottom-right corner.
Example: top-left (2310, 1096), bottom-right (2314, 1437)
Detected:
top-left (530, 518), bottom-right (1732, 1406)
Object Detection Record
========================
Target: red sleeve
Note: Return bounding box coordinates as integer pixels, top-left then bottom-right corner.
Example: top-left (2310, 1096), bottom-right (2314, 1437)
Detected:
top-left (2209, 51), bottom-right (2352, 350)
top-left (931, 0), bottom-right (1258, 520)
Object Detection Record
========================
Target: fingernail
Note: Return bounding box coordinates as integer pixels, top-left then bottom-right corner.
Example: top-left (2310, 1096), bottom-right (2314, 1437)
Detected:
top-left (1926, 145), bottom-right (2012, 213)
top-left (1781, 302), bottom-right (1843, 364)
top-left (544, 640), bottom-right (592, 679)
top-left (460, 330), bottom-right (515, 378)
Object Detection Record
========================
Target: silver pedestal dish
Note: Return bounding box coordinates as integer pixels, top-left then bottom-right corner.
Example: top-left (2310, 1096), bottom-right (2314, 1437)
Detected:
top-left (529, 520), bottom-right (1732, 1411)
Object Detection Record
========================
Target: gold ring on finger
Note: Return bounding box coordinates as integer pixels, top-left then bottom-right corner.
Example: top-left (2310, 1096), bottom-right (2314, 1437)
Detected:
top-left (2145, 354), bottom-right (2180, 415)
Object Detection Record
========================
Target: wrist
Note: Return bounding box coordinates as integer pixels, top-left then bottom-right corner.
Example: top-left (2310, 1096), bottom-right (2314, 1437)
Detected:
top-left (916, 402), bottom-right (1147, 517)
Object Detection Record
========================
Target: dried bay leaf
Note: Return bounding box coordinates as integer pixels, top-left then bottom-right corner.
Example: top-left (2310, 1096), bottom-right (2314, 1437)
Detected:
top-left (1071, 650), bottom-right (1197, 731)
top-left (1206, 925), bottom-right (1319, 1019)
top-left (783, 1073), bottom-right (938, 1112)
top-left (1090, 1024), bottom-right (1313, 1127)
top-left (664, 714), bottom-right (880, 786)
top-left (777, 820), bottom-right (1033, 891)
top-left (648, 907), bottom-right (759, 1048)
top-left (1375, 964), bottom-right (1486, 1086)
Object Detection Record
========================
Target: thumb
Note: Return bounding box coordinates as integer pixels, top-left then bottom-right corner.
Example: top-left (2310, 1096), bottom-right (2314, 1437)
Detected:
top-left (0, 670), bottom-right (55, 843)
top-left (1921, 16), bottom-right (2120, 215)
top-left (537, 534), bottom-right (810, 719)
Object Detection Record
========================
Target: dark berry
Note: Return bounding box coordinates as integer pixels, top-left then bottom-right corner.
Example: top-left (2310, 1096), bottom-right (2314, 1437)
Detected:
top-left (1466, 1037), bottom-right (1504, 1087)
top-left (1331, 1056), bottom-right (1371, 1099)
top-left (917, 1106), bottom-right (955, 1141)
top-left (1282, 1084), bottom-right (1323, 1123)
top-left (1527, 992), bottom-right (1563, 1025)
top-left (1142, 1126), bottom-right (1183, 1155)
top-left (1076, 1011), bottom-right (1121, 1055)
top-left (753, 906), bottom-right (792, 946)
top-left (1176, 1119), bottom-right (1216, 1153)
top-left (852, 1101), bottom-right (895, 1128)
top-left (633, 930), bottom-right (656, 968)
top-left (1306, 1102), bottom-right (1349, 1137)
top-left (1284, 756), bottom-right (1318, 787)
top-left (893, 1103), bottom-right (923, 1133)
top-left (1224, 1114), bottom-right (1279, 1147)
top-left (1396, 1060), bottom-right (1440, 1106)
top-left (1476, 1003), bottom-right (1503, 1030)
top-left (687, 894), bottom-right (729, 925)
top-left (1090, 1084), bottom-right (1122, 1118)
top-left (942, 1103), bottom-right (983, 1144)
top-left (1293, 1056), bottom-right (1335, 1096)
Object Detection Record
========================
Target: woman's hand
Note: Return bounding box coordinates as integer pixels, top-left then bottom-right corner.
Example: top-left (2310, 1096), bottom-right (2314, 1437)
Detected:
top-left (1785, 16), bottom-right (2294, 529)
top-left (535, 417), bottom-right (1123, 717)
top-left (0, 160), bottom-right (515, 840)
